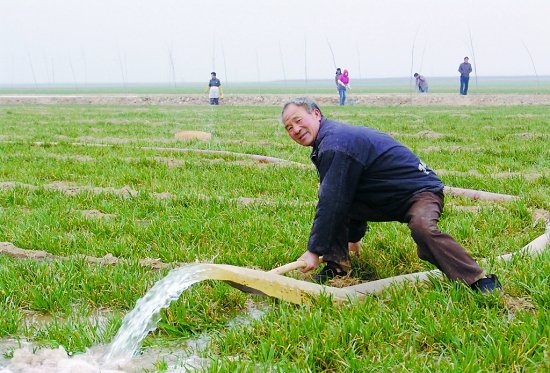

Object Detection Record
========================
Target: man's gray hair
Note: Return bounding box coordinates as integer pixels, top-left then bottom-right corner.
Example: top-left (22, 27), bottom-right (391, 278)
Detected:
top-left (280, 97), bottom-right (322, 122)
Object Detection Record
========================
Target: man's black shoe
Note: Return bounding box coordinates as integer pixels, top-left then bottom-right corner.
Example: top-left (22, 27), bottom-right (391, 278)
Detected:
top-left (313, 264), bottom-right (347, 284)
top-left (470, 274), bottom-right (502, 293)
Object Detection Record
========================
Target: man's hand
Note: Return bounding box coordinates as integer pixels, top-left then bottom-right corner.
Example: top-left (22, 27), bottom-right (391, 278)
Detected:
top-left (298, 250), bottom-right (320, 273)
top-left (348, 241), bottom-right (361, 255)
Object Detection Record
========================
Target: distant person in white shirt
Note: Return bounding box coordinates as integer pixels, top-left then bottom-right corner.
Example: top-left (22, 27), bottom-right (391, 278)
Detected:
top-left (207, 72), bottom-right (223, 105)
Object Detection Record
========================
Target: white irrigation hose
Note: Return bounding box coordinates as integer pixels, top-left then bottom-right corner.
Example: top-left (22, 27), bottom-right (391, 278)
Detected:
top-left (343, 228), bottom-right (549, 298)
top-left (444, 186), bottom-right (517, 202)
top-left (206, 229), bottom-right (548, 304)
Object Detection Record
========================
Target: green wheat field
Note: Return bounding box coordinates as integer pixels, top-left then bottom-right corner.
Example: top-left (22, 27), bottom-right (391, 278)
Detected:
top-left (0, 94), bottom-right (549, 371)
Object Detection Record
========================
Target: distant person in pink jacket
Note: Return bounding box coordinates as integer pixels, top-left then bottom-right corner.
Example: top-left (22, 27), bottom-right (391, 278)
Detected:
top-left (337, 69), bottom-right (351, 105)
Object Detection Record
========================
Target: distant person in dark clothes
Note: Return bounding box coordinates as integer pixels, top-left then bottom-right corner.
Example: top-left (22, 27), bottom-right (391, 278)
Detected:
top-left (458, 57), bottom-right (472, 95)
top-left (280, 96), bottom-right (501, 293)
top-left (207, 72), bottom-right (223, 105)
top-left (414, 73), bottom-right (428, 93)
top-left (334, 68), bottom-right (342, 90)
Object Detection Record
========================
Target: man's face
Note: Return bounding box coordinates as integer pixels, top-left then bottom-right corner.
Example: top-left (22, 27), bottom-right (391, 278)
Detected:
top-left (282, 104), bottom-right (321, 146)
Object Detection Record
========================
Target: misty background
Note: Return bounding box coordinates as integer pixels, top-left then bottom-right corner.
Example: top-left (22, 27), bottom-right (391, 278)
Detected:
top-left (1, 0), bottom-right (549, 86)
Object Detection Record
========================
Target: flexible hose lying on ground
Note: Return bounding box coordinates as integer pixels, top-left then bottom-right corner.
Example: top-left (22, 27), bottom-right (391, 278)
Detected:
top-left (443, 186), bottom-right (518, 202)
top-left (213, 188), bottom-right (546, 304)
top-left (210, 227), bottom-right (549, 304)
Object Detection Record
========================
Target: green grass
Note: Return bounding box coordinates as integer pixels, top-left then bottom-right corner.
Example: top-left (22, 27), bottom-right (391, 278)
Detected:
top-left (0, 102), bottom-right (548, 371)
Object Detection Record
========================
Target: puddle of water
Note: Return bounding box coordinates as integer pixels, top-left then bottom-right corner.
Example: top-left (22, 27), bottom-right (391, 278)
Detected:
top-left (0, 344), bottom-right (121, 373)
top-left (0, 339), bottom-right (208, 373)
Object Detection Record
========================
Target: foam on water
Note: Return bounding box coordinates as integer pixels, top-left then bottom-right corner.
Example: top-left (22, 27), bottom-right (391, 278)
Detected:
top-left (0, 342), bottom-right (210, 373)
top-left (0, 344), bottom-right (123, 373)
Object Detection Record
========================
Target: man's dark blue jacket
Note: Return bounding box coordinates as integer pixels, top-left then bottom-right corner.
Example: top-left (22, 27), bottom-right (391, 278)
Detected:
top-left (307, 117), bottom-right (444, 257)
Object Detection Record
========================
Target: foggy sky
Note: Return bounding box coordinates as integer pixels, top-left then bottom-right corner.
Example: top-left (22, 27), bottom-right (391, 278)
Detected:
top-left (1, 0), bottom-right (549, 85)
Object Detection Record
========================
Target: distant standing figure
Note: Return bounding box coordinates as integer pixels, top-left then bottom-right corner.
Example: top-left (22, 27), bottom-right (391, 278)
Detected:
top-left (414, 73), bottom-right (428, 93)
top-left (337, 69), bottom-right (350, 106)
top-left (334, 68), bottom-right (342, 90)
top-left (208, 72), bottom-right (223, 105)
top-left (458, 57), bottom-right (472, 95)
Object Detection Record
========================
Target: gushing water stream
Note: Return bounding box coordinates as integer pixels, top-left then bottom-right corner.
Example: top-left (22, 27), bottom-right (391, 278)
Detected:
top-left (103, 263), bottom-right (210, 362)
top-left (0, 263), bottom-right (228, 372)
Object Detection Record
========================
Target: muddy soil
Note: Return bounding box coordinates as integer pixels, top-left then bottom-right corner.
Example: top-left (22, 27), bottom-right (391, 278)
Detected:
top-left (1, 93), bottom-right (550, 106)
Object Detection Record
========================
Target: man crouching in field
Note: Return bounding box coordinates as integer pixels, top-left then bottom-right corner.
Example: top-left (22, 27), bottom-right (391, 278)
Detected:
top-left (281, 96), bottom-right (501, 292)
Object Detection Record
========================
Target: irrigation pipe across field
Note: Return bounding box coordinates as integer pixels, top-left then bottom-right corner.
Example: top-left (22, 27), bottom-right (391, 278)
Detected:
top-left (203, 227), bottom-right (549, 305)
top-left (205, 184), bottom-right (544, 305)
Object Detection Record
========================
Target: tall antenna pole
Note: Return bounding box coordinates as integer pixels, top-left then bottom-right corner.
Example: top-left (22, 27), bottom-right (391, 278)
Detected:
top-left (521, 40), bottom-right (540, 92)
top-left (304, 36), bottom-right (308, 89)
top-left (418, 42), bottom-right (427, 73)
top-left (278, 42), bottom-right (287, 84)
top-left (116, 48), bottom-right (127, 89)
top-left (168, 45), bottom-right (177, 88)
top-left (50, 57), bottom-right (55, 85)
top-left (467, 27), bottom-right (478, 88)
top-left (81, 50), bottom-right (88, 85)
top-left (326, 37), bottom-right (337, 69)
top-left (211, 37), bottom-right (216, 72)
top-left (255, 49), bottom-right (261, 94)
top-left (410, 28), bottom-right (420, 95)
top-left (69, 55), bottom-right (79, 90)
top-left (222, 44), bottom-right (229, 89)
top-left (355, 42), bottom-right (362, 80)
top-left (27, 52), bottom-right (38, 89)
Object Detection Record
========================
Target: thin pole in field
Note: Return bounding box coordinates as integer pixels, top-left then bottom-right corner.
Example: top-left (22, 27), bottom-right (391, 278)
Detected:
top-left (10, 54), bottom-right (14, 88)
top-left (81, 50), bottom-right (88, 85)
top-left (356, 42), bottom-right (362, 80)
top-left (116, 49), bottom-right (127, 89)
top-left (221, 44), bottom-right (229, 89)
top-left (521, 40), bottom-right (540, 92)
top-left (167, 46), bottom-right (177, 88)
top-left (418, 41), bottom-right (426, 73)
top-left (326, 37), bottom-right (337, 69)
top-left (467, 27), bottom-right (478, 88)
top-left (42, 55), bottom-right (50, 85)
top-left (50, 57), bottom-right (55, 85)
top-left (69, 55), bottom-right (79, 90)
top-left (304, 36), bottom-right (308, 90)
top-left (278, 42), bottom-right (287, 85)
top-left (211, 37), bottom-right (216, 72)
top-left (255, 49), bottom-right (261, 94)
top-left (27, 52), bottom-right (38, 89)
top-left (409, 28), bottom-right (420, 96)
